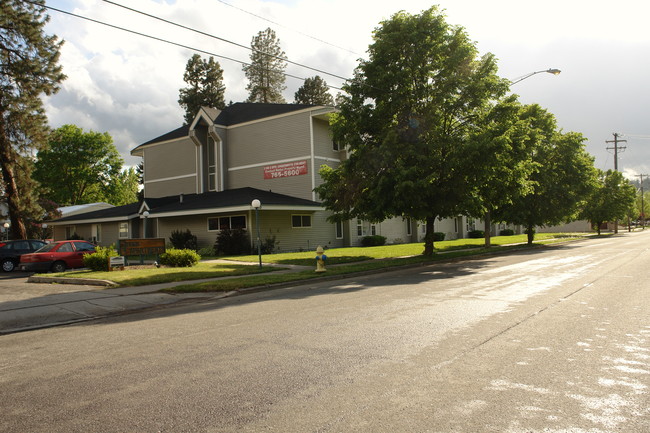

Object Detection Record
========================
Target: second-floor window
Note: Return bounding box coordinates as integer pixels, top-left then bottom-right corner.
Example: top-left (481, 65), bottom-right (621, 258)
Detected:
top-left (207, 136), bottom-right (216, 191)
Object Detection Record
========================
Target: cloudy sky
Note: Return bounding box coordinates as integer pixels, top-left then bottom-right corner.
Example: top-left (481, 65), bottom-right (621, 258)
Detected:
top-left (43, 0), bottom-right (650, 180)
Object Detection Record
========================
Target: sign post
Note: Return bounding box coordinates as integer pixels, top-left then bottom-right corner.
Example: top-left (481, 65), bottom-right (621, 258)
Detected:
top-left (118, 238), bottom-right (166, 265)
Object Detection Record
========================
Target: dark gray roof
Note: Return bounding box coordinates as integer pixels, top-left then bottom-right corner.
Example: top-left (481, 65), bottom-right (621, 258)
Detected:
top-left (133, 103), bottom-right (318, 151)
top-left (49, 188), bottom-right (321, 224)
top-left (50, 202), bottom-right (141, 223)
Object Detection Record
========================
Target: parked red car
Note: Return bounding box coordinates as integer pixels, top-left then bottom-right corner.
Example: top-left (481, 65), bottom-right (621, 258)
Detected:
top-left (19, 240), bottom-right (96, 273)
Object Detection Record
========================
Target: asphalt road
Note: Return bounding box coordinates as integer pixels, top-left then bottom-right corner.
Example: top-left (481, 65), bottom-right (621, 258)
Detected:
top-left (1, 232), bottom-right (648, 432)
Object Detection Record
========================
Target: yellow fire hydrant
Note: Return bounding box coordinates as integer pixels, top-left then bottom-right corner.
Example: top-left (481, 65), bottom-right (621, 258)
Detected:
top-left (315, 245), bottom-right (327, 272)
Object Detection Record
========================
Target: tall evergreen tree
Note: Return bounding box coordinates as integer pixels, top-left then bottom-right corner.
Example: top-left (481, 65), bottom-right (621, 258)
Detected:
top-left (0, 0), bottom-right (65, 239)
top-left (243, 28), bottom-right (287, 103)
top-left (294, 76), bottom-right (334, 105)
top-left (178, 54), bottom-right (226, 124)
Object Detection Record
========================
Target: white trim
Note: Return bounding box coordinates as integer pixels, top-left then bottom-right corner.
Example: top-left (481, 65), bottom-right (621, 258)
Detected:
top-left (130, 135), bottom-right (186, 156)
top-left (228, 156), bottom-right (311, 172)
top-left (144, 173), bottom-right (196, 184)
top-left (219, 106), bottom-right (330, 130)
top-left (49, 215), bottom-right (138, 226)
top-left (314, 156), bottom-right (341, 163)
top-left (150, 204), bottom-right (324, 219)
top-left (310, 116), bottom-right (316, 201)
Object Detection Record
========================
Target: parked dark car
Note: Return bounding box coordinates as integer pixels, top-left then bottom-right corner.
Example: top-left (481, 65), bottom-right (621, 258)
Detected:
top-left (0, 239), bottom-right (48, 272)
top-left (18, 240), bottom-right (96, 273)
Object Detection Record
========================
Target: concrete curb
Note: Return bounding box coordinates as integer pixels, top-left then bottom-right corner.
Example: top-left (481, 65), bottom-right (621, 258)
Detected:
top-left (27, 275), bottom-right (118, 287)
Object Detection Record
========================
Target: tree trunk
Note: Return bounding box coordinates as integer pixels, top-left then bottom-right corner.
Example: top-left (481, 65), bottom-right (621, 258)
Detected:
top-left (484, 210), bottom-right (491, 248)
top-left (423, 216), bottom-right (435, 256)
top-left (0, 128), bottom-right (27, 239)
top-left (526, 224), bottom-right (534, 245)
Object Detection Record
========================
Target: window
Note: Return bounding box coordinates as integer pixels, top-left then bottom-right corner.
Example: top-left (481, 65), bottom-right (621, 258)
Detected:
top-left (58, 242), bottom-right (73, 252)
top-left (119, 222), bottom-right (129, 238)
top-left (292, 215), bottom-right (311, 228)
top-left (208, 215), bottom-right (247, 231)
top-left (406, 219), bottom-right (412, 236)
top-left (356, 219), bottom-right (365, 237)
top-left (370, 224), bottom-right (377, 236)
top-left (335, 221), bottom-right (343, 239)
top-left (74, 241), bottom-right (96, 252)
top-left (207, 137), bottom-right (216, 191)
top-left (332, 140), bottom-right (340, 151)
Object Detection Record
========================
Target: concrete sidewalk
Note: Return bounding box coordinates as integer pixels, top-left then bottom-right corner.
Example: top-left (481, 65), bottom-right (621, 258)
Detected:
top-left (0, 261), bottom-right (312, 335)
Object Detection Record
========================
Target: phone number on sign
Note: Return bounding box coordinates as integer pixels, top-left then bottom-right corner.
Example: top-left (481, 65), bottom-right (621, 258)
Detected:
top-left (268, 168), bottom-right (304, 178)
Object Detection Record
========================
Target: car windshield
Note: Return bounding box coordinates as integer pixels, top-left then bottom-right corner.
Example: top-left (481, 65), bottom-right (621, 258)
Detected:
top-left (34, 243), bottom-right (59, 253)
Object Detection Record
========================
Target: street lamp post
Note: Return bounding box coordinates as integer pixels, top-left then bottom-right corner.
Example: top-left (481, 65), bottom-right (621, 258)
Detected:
top-left (251, 199), bottom-right (262, 268)
top-left (142, 211), bottom-right (149, 238)
top-left (510, 68), bottom-right (561, 85)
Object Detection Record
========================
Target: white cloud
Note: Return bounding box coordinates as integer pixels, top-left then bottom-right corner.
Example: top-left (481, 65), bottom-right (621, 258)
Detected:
top-left (42, 0), bottom-right (650, 174)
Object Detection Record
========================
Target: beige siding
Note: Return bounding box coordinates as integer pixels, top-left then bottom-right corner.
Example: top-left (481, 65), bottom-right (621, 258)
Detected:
top-left (226, 112), bottom-right (311, 168)
top-left (144, 138), bottom-right (197, 197)
top-left (252, 210), bottom-right (344, 252)
top-left (145, 177), bottom-right (197, 198)
top-left (228, 165), bottom-right (313, 200)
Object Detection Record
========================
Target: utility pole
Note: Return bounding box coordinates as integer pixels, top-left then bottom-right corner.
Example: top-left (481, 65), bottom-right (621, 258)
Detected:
top-left (606, 133), bottom-right (627, 233)
top-left (606, 133), bottom-right (627, 171)
top-left (635, 174), bottom-right (648, 230)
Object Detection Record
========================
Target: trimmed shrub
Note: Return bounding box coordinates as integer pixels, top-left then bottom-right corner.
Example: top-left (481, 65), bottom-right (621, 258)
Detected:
top-left (214, 228), bottom-right (251, 256)
top-left (499, 228), bottom-right (515, 236)
top-left (83, 245), bottom-right (118, 272)
top-left (260, 235), bottom-right (278, 255)
top-left (361, 235), bottom-right (387, 247)
top-left (197, 246), bottom-right (216, 257)
top-left (159, 248), bottom-right (200, 267)
top-left (433, 232), bottom-right (445, 242)
top-left (169, 229), bottom-right (198, 251)
top-left (468, 230), bottom-right (485, 239)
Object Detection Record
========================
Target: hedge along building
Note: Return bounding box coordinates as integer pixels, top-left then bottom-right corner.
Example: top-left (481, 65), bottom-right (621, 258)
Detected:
top-left (48, 103), bottom-right (419, 251)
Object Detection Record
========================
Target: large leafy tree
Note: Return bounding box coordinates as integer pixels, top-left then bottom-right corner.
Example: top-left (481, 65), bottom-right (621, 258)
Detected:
top-left (495, 105), bottom-right (598, 244)
top-left (0, 0), bottom-right (65, 239)
top-left (294, 76), bottom-right (334, 105)
top-left (465, 96), bottom-right (537, 247)
top-left (34, 125), bottom-right (124, 206)
top-left (243, 28), bottom-right (287, 103)
top-left (315, 7), bottom-right (508, 255)
top-left (178, 54), bottom-right (226, 124)
top-left (580, 169), bottom-right (636, 235)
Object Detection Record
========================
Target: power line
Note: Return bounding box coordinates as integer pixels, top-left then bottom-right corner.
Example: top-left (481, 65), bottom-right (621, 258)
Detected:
top-left (34, 1), bottom-right (345, 92)
top-left (101, 0), bottom-right (351, 83)
top-left (214, 0), bottom-right (361, 56)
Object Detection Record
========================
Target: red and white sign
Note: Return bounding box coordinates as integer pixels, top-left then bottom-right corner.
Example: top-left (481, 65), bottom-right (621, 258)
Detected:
top-left (264, 160), bottom-right (308, 179)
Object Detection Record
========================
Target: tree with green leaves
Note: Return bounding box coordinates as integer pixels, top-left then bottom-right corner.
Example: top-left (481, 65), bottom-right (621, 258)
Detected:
top-left (178, 54), bottom-right (226, 124)
top-left (315, 7), bottom-right (508, 255)
top-left (294, 76), bottom-right (334, 105)
top-left (34, 125), bottom-right (124, 206)
top-left (580, 169), bottom-right (636, 235)
top-left (495, 105), bottom-right (598, 244)
top-left (465, 96), bottom-right (537, 247)
top-left (0, 0), bottom-right (66, 239)
top-left (243, 28), bottom-right (287, 103)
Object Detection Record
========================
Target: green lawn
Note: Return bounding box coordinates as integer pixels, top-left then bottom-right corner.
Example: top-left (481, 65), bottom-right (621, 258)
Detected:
top-left (52, 233), bottom-right (591, 289)
top-left (222, 233), bottom-right (585, 266)
top-left (53, 262), bottom-right (280, 287)
top-left (165, 233), bottom-right (593, 293)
